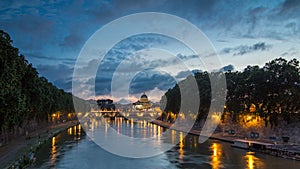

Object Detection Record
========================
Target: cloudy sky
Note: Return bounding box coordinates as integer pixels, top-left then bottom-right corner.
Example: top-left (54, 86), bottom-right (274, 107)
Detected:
top-left (1, 0), bottom-right (299, 102)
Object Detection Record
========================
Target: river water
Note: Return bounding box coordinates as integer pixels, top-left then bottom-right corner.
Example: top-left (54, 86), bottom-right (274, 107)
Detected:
top-left (33, 117), bottom-right (299, 169)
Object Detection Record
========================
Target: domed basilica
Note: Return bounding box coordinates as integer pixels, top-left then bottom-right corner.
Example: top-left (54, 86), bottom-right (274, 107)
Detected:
top-left (133, 93), bottom-right (152, 110)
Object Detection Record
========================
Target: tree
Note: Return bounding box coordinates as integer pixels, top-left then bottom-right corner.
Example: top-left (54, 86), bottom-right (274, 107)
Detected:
top-left (162, 57), bottom-right (300, 127)
top-left (0, 30), bottom-right (77, 136)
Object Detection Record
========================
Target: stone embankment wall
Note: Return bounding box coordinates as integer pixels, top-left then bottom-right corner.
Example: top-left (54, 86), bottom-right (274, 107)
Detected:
top-left (219, 113), bottom-right (300, 145)
top-left (220, 115), bottom-right (300, 144)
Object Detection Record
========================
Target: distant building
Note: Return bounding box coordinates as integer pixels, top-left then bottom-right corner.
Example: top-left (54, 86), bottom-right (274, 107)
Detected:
top-left (133, 93), bottom-right (152, 110)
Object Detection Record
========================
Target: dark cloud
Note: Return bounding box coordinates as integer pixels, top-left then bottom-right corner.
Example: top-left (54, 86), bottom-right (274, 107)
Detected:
top-left (24, 52), bottom-right (76, 62)
top-left (221, 42), bottom-right (272, 56)
top-left (96, 34), bottom-right (183, 73)
top-left (280, 0), bottom-right (300, 13)
top-left (163, 0), bottom-right (217, 20)
top-left (36, 64), bottom-right (74, 91)
top-left (129, 71), bottom-right (176, 94)
top-left (281, 52), bottom-right (289, 57)
top-left (217, 39), bottom-right (228, 43)
top-left (76, 59), bottom-right (101, 76)
top-left (192, 69), bottom-right (202, 74)
top-left (219, 64), bottom-right (234, 72)
top-left (148, 58), bottom-right (180, 68)
top-left (270, 0), bottom-right (300, 28)
top-left (1, 0), bottom-right (298, 54)
top-left (246, 6), bottom-right (267, 34)
top-left (54, 78), bottom-right (72, 91)
top-left (94, 70), bottom-right (177, 95)
top-left (175, 70), bottom-right (192, 79)
top-left (285, 22), bottom-right (296, 28)
top-left (1, 14), bottom-right (56, 50)
top-left (175, 69), bottom-right (203, 79)
top-left (94, 66), bottom-right (118, 96)
top-left (59, 33), bottom-right (84, 50)
top-left (280, 48), bottom-right (299, 57)
top-left (177, 54), bottom-right (199, 60)
top-left (95, 76), bottom-right (113, 95)
top-left (84, 0), bottom-right (155, 23)
top-left (99, 34), bottom-right (168, 65)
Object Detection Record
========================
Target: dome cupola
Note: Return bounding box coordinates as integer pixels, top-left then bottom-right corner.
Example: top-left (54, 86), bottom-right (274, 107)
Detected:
top-left (140, 93), bottom-right (149, 103)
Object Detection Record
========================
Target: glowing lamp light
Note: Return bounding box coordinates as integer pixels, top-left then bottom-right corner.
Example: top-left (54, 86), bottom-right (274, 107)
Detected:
top-left (249, 104), bottom-right (256, 113)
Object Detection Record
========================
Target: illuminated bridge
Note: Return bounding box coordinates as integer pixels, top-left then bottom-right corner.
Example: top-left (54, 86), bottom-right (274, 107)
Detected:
top-left (90, 109), bottom-right (121, 118)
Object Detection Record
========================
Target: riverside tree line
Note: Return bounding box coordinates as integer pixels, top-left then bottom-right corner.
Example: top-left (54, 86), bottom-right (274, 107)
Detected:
top-left (0, 30), bottom-right (75, 136)
top-left (163, 58), bottom-right (300, 128)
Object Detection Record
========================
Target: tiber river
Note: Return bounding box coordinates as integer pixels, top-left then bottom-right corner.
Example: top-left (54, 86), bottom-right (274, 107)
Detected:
top-left (32, 117), bottom-right (300, 169)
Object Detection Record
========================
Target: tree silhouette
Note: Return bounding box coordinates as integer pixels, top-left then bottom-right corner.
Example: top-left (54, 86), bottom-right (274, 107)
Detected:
top-left (163, 57), bottom-right (300, 127)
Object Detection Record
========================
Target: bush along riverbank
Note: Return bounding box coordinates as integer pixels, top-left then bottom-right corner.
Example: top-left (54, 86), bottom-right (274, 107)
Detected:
top-left (3, 120), bottom-right (79, 169)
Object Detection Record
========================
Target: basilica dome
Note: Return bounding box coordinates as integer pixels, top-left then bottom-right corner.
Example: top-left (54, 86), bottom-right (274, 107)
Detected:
top-left (133, 93), bottom-right (152, 110)
top-left (140, 93), bottom-right (149, 103)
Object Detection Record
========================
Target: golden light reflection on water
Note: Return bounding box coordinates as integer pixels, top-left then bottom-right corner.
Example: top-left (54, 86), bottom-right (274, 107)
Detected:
top-left (52, 136), bottom-right (56, 146)
top-left (179, 132), bottom-right (184, 160)
top-left (131, 118), bottom-right (134, 129)
top-left (68, 127), bottom-right (72, 135)
top-left (117, 118), bottom-right (121, 131)
top-left (153, 124), bottom-right (157, 137)
top-left (171, 130), bottom-right (176, 144)
top-left (131, 119), bottom-right (134, 137)
top-left (157, 126), bottom-right (161, 141)
top-left (74, 125), bottom-right (77, 140)
top-left (245, 152), bottom-right (264, 169)
top-left (193, 137), bottom-right (197, 149)
top-left (210, 143), bottom-right (222, 169)
top-left (247, 153), bottom-right (254, 169)
top-left (50, 136), bottom-right (57, 165)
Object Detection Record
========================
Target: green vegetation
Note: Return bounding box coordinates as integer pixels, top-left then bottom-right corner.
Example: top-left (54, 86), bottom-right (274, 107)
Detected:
top-left (163, 58), bottom-right (300, 127)
top-left (0, 30), bottom-right (74, 135)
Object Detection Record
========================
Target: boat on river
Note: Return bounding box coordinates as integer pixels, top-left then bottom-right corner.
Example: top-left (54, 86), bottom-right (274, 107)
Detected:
top-left (232, 139), bottom-right (274, 149)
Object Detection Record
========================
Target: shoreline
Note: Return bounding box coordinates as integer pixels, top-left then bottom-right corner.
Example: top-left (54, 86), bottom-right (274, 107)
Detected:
top-left (151, 119), bottom-right (300, 161)
top-left (151, 119), bottom-right (235, 143)
top-left (0, 120), bottom-right (79, 169)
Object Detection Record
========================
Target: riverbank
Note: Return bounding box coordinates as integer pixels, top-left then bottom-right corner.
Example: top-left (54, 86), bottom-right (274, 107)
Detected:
top-left (151, 120), bottom-right (236, 143)
top-left (151, 119), bottom-right (300, 161)
top-left (0, 120), bottom-right (79, 169)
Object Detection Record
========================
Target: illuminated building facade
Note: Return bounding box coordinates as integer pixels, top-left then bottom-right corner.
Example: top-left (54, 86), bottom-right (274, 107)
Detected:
top-left (133, 93), bottom-right (152, 110)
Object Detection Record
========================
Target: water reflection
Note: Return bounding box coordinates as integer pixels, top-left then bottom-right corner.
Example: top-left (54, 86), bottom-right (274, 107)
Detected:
top-left (171, 130), bottom-right (176, 144)
top-left (34, 124), bottom-right (85, 168)
top-left (34, 118), bottom-right (299, 169)
top-left (210, 143), bottom-right (222, 169)
top-left (50, 136), bottom-right (57, 165)
top-left (107, 118), bottom-right (164, 138)
top-left (246, 153), bottom-right (254, 169)
top-left (52, 136), bottom-right (56, 146)
top-left (78, 124), bottom-right (81, 133)
top-left (193, 137), bottom-right (197, 149)
top-left (245, 152), bottom-right (264, 169)
top-left (68, 127), bottom-right (72, 135)
top-left (178, 132), bottom-right (184, 160)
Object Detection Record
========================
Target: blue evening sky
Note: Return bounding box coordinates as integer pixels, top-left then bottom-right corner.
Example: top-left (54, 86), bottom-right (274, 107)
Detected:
top-left (0, 0), bottom-right (299, 101)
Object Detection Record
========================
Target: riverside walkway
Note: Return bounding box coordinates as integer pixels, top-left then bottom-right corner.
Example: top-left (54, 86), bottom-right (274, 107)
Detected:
top-left (0, 120), bottom-right (79, 168)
